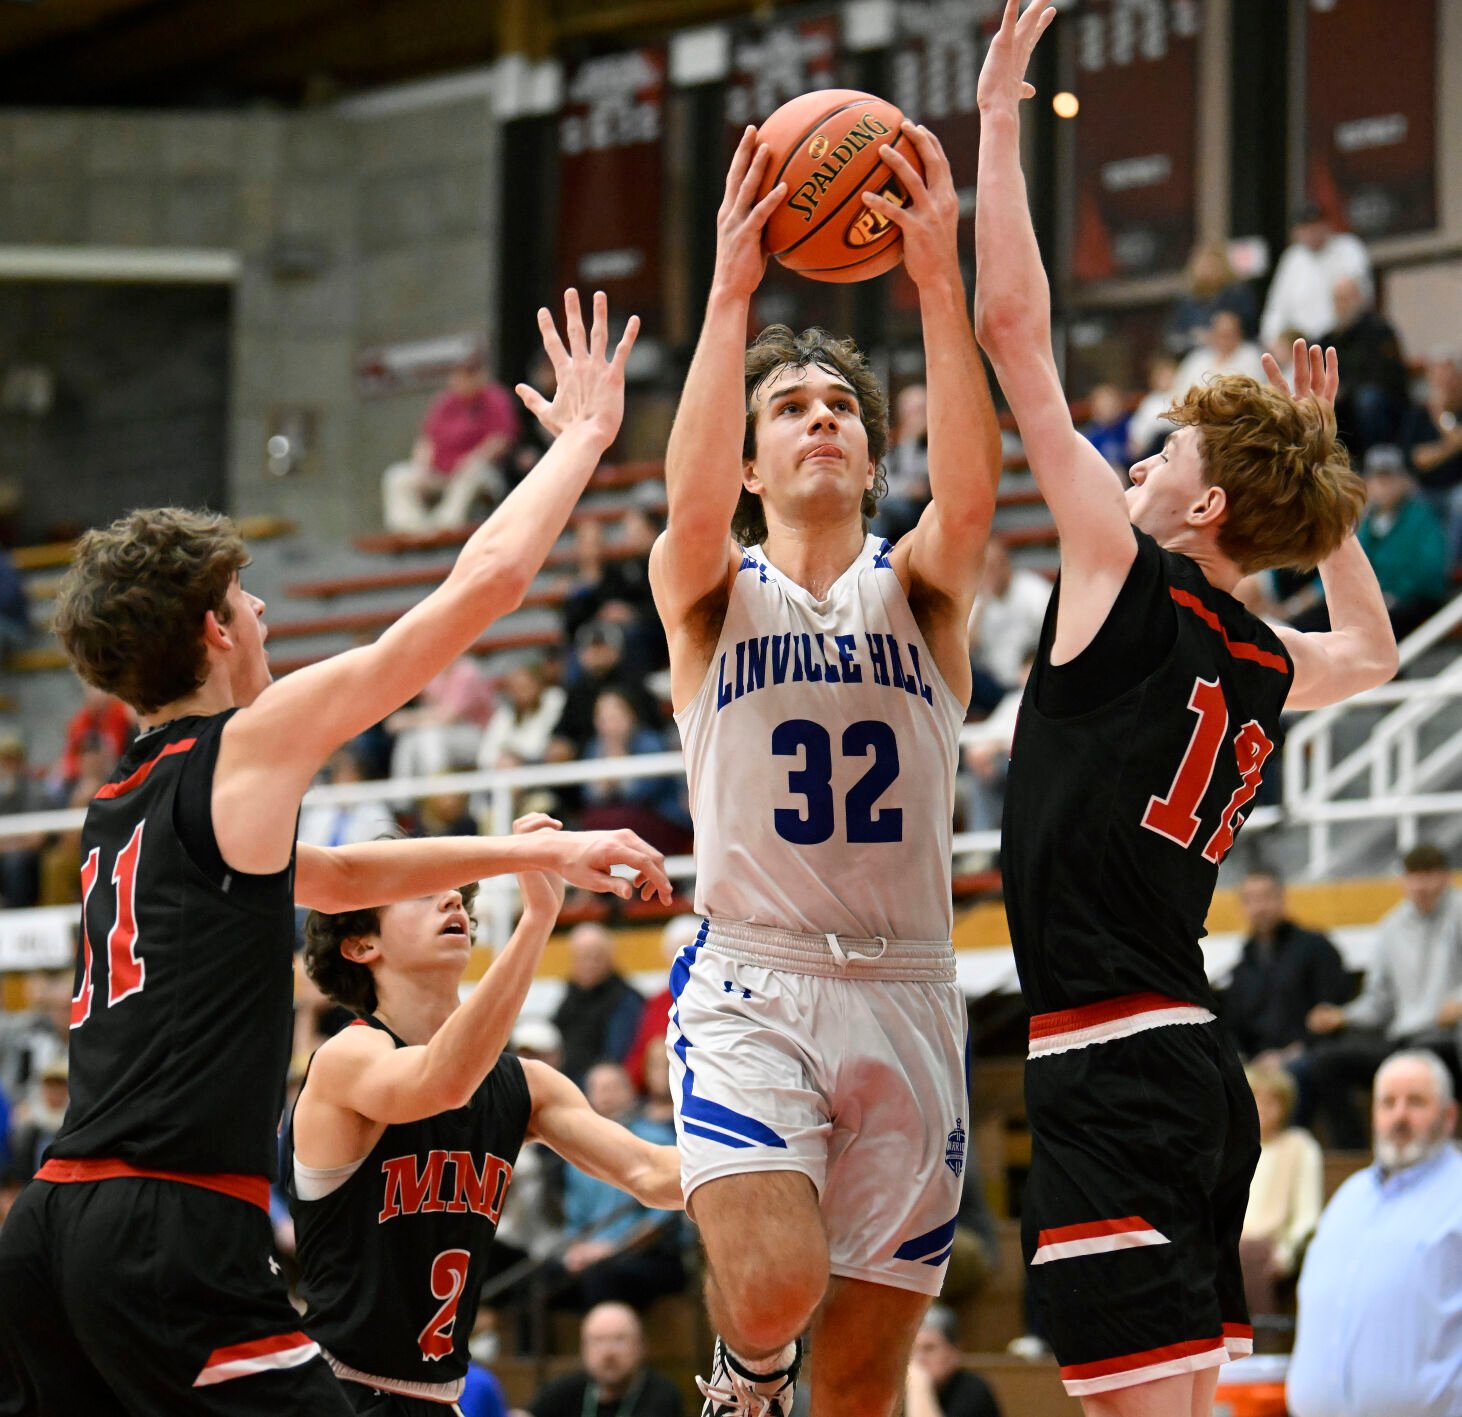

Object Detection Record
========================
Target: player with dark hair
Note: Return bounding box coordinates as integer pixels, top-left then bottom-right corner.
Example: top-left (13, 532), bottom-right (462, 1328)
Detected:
top-left (0, 292), bottom-right (673, 1416)
top-left (975, 5), bottom-right (1398, 1413)
top-left (649, 125), bottom-right (1004, 1416)
top-left (286, 813), bottom-right (682, 1414)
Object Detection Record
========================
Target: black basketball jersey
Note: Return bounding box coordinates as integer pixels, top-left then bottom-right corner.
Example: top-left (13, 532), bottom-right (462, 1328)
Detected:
top-left (285, 1019), bottom-right (532, 1386)
top-left (47, 712), bottom-right (297, 1178)
top-left (1002, 531), bottom-right (1293, 1016)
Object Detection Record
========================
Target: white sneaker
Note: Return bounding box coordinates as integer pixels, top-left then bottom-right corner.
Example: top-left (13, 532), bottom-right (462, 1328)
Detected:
top-left (697, 1337), bottom-right (801, 1417)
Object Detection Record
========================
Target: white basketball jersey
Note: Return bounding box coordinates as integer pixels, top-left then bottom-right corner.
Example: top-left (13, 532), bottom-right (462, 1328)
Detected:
top-left (675, 535), bottom-right (964, 942)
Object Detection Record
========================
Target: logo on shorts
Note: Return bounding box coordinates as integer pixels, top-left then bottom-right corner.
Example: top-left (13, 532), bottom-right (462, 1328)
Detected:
top-left (945, 1118), bottom-right (966, 1177)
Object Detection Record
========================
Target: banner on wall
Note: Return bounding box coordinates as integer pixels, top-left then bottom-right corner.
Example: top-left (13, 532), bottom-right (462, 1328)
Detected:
top-left (1068, 0), bottom-right (1202, 285)
top-left (556, 47), bottom-right (667, 320)
top-left (1303, 0), bottom-right (1436, 240)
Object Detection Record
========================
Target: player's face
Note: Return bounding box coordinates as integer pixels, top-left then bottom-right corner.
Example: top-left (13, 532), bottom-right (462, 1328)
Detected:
top-left (745, 362), bottom-right (876, 523)
top-left (221, 576), bottom-right (272, 707)
top-left (1125, 426), bottom-right (1215, 544)
top-left (377, 889), bottom-right (474, 974)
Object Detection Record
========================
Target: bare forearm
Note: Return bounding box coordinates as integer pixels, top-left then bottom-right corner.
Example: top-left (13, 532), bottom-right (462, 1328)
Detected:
top-left (418, 905), bottom-right (555, 1108)
top-left (627, 1143), bottom-right (685, 1210)
top-left (973, 106), bottom-right (1051, 349)
top-left (1316, 537), bottom-right (1397, 669)
top-left (299, 835), bottom-right (552, 913)
top-left (920, 268), bottom-right (1001, 522)
top-left (664, 288), bottom-right (752, 536)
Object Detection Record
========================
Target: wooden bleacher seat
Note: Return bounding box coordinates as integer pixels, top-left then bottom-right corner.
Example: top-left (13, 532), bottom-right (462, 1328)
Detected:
top-left (265, 587), bottom-right (568, 642)
top-left (967, 1356), bottom-right (1078, 1416)
top-left (1322, 1149), bottom-right (1369, 1200)
top-left (267, 626), bottom-right (558, 676)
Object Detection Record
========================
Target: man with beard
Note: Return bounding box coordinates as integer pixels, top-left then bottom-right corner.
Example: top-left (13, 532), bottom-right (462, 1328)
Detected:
top-left (1286, 1050), bottom-right (1462, 1417)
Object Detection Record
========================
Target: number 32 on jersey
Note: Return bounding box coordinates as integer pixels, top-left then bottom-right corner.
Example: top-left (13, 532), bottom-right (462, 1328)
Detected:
top-left (1142, 677), bottom-right (1273, 864)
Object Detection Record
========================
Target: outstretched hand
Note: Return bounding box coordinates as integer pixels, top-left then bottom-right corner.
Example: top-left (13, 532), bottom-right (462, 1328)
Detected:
top-left (516, 289), bottom-right (640, 448)
top-left (512, 812), bottom-right (566, 919)
top-left (978, 0), bottom-right (1057, 113)
top-left (1261, 338), bottom-right (1340, 416)
top-left (529, 823), bottom-right (674, 905)
top-left (713, 126), bottom-right (786, 301)
top-left (862, 122), bottom-right (960, 290)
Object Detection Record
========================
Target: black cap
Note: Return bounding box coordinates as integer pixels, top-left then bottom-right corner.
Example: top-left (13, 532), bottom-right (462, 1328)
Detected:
top-left (1292, 201), bottom-right (1325, 226)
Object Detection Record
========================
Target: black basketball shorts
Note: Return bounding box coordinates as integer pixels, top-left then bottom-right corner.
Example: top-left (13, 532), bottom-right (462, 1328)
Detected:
top-left (0, 1171), bottom-right (355, 1416)
top-left (1021, 995), bottom-right (1259, 1399)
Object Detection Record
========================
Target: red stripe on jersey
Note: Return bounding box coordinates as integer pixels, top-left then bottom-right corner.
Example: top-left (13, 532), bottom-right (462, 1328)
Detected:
top-left (1029, 992), bottom-right (1195, 1040)
top-left (201, 1333), bottom-right (315, 1367)
top-left (1061, 1335), bottom-right (1226, 1382)
top-left (1169, 589), bottom-right (1289, 673)
top-left (1036, 1216), bottom-right (1156, 1247)
top-left (94, 739), bottom-right (197, 801)
top-left (35, 1157), bottom-right (269, 1211)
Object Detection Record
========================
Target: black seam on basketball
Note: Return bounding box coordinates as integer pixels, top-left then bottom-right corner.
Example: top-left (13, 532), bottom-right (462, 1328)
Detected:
top-left (773, 129), bottom-right (913, 262)
top-left (783, 243), bottom-right (899, 277)
top-left (768, 98), bottom-right (870, 193)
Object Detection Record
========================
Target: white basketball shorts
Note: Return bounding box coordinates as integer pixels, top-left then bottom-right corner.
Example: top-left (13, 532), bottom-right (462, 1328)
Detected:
top-left (666, 918), bottom-right (969, 1296)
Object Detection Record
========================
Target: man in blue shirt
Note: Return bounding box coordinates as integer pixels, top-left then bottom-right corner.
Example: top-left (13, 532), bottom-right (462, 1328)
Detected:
top-left (1287, 1050), bottom-right (1462, 1417)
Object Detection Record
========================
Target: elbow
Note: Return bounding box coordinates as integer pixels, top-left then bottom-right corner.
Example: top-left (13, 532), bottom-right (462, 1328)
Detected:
top-left (973, 298), bottom-right (1032, 354)
top-left (462, 545), bottom-right (531, 618)
top-left (1372, 639), bottom-right (1401, 687)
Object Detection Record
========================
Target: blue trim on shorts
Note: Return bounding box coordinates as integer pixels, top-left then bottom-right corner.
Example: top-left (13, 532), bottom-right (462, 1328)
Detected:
top-left (669, 920), bottom-right (787, 1151)
top-left (894, 1213), bottom-right (959, 1265)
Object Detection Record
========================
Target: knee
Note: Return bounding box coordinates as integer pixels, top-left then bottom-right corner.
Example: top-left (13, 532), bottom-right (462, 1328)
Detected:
top-left (713, 1252), bottom-right (827, 1347)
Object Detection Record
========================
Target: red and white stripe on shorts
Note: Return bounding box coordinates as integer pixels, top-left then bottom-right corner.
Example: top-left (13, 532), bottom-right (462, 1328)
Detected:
top-left (193, 1332), bottom-right (321, 1388)
top-left (1057, 1324), bottom-right (1253, 1397)
top-left (1027, 991), bottom-right (1215, 1058)
top-left (1031, 1215), bottom-right (1169, 1265)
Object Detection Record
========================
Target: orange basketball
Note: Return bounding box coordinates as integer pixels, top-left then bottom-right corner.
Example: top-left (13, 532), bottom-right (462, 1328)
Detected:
top-left (756, 89), bottom-right (923, 284)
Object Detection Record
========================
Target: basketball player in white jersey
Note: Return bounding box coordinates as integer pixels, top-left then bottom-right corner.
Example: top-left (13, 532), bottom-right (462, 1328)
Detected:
top-left (648, 124), bottom-right (1004, 1417)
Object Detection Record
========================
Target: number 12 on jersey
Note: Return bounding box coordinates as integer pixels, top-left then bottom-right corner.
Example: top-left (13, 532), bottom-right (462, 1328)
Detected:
top-left (1142, 677), bottom-right (1273, 864)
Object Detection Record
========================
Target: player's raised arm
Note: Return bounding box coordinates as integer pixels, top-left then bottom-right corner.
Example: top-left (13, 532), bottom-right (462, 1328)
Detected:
top-left (300, 819), bottom-right (566, 1124)
top-left (1265, 342), bottom-right (1398, 709)
top-left (652, 128), bottom-right (786, 625)
top-left (522, 1060), bottom-right (684, 1211)
top-left (295, 819), bottom-right (672, 913)
top-left (974, 1), bottom-right (1136, 599)
top-left (871, 124), bottom-right (1002, 691)
top-left (216, 290), bottom-right (637, 874)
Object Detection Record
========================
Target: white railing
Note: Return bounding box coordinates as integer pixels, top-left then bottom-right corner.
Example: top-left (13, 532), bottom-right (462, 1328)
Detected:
top-left (1281, 594), bottom-right (1462, 877)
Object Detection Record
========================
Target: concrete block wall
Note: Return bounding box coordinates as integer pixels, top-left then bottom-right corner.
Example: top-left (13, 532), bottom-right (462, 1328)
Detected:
top-left (0, 88), bottom-right (504, 546)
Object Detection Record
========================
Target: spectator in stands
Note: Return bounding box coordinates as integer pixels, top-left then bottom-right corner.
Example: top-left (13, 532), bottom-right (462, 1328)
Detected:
top-left (1401, 355), bottom-right (1462, 565)
top-left (1286, 1051), bottom-right (1462, 1417)
top-left (295, 744), bottom-right (397, 847)
top-left (874, 382), bottom-right (932, 543)
top-left (1239, 1063), bottom-right (1323, 1319)
top-left (1170, 308), bottom-right (1265, 398)
top-left (460, 1311), bottom-right (510, 1417)
top-left (564, 507), bottom-right (659, 649)
top-left (0, 730), bottom-right (46, 908)
top-left (1321, 276), bottom-right (1409, 457)
top-left (1166, 240), bottom-right (1258, 355)
top-left (478, 663), bottom-right (566, 775)
top-left (960, 658), bottom-right (1026, 842)
top-left (553, 924), bottom-right (645, 1084)
top-left (1080, 384), bottom-right (1130, 470)
top-left (550, 1062), bottom-right (685, 1313)
top-left (51, 682), bottom-right (133, 797)
top-left (1304, 844), bottom-right (1462, 1148)
top-left (1126, 353), bottom-right (1181, 462)
top-left (36, 734), bottom-right (118, 905)
top-left (904, 1304), bottom-right (1001, 1417)
top-left (553, 621), bottom-right (659, 756)
top-left (387, 655), bottom-right (496, 780)
top-left (967, 537), bottom-right (1050, 713)
top-left (410, 787), bottom-right (478, 838)
top-left (381, 351), bottom-right (522, 532)
top-left (0, 547), bottom-right (31, 665)
top-left (624, 915), bottom-right (702, 1091)
top-left (0, 969), bottom-right (69, 1118)
top-left (1221, 868), bottom-right (1349, 1064)
top-left (1260, 202), bottom-right (1372, 348)
top-left (522, 1303), bottom-right (683, 1417)
top-left (1281, 444), bottom-right (1450, 639)
top-left (579, 689), bottom-right (690, 855)
top-left (5, 1056), bottom-right (68, 1182)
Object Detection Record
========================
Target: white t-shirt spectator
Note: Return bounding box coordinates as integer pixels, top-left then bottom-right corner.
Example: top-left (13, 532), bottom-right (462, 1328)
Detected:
top-left (1260, 233), bottom-right (1372, 346)
top-left (477, 685), bottom-right (567, 769)
top-left (1171, 339), bottom-right (1266, 399)
top-left (970, 570), bottom-right (1051, 687)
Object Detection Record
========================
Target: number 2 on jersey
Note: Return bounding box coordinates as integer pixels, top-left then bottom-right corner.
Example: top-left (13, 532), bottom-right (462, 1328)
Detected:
top-left (71, 820), bottom-right (147, 1030)
top-left (418, 1248), bottom-right (471, 1361)
top-left (1142, 677), bottom-right (1273, 863)
top-left (772, 719), bottom-right (902, 845)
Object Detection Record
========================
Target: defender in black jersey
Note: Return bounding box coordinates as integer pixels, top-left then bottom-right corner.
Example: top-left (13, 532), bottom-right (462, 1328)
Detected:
top-left (976, 5), bottom-right (1397, 1411)
top-left (0, 293), bottom-right (674, 1417)
top-left (287, 824), bottom-right (681, 1413)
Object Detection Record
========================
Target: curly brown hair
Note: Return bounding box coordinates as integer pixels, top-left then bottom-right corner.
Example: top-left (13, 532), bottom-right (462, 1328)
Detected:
top-left (735, 325), bottom-right (889, 547)
top-left (1165, 375), bottom-right (1365, 574)
top-left (52, 507), bottom-right (249, 715)
top-left (303, 880), bottom-right (480, 1015)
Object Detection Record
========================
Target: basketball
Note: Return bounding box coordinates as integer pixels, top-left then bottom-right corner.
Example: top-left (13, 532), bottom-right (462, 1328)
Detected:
top-left (755, 89), bottom-right (924, 284)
